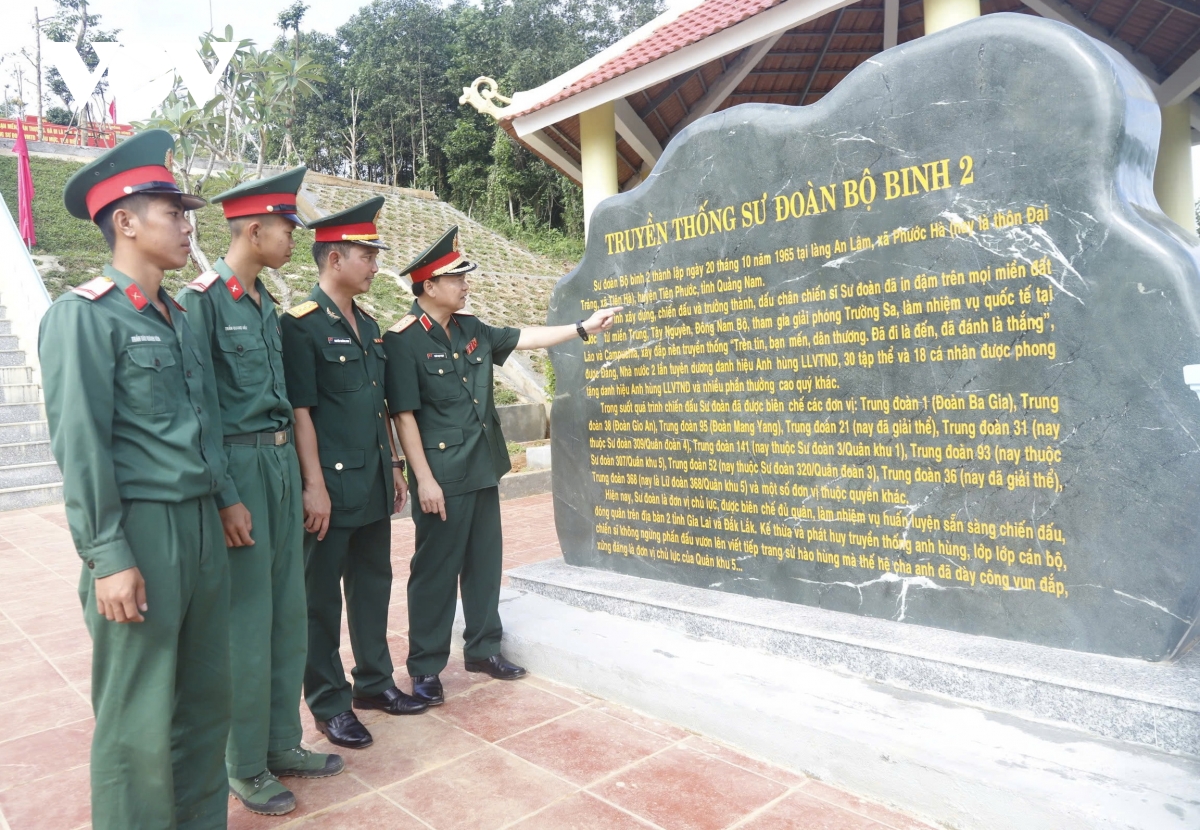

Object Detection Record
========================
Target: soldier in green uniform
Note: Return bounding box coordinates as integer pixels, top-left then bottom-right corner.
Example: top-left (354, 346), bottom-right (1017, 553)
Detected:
top-left (280, 196), bottom-right (427, 750)
top-left (39, 129), bottom-right (231, 829)
top-left (177, 168), bottom-right (343, 816)
top-left (384, 227), bottom-right (619, 704)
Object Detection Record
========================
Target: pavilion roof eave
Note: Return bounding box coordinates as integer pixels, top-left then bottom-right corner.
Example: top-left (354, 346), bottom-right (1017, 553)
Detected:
top-left (504, 0), bottom-right (710, 117)
top-left (507, 0), bottom-right (859, 138)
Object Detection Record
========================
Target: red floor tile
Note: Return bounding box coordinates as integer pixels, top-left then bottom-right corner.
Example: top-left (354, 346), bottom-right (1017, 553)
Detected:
top-left (0, 759), bottom-right (92, 830)
top-left (384, 745), bottom-right (575, 830)
top-left (591, 744), bottom-right (788, 830)
top-left (434, 678), bottom-right (580, 743)
top-left (681, 736), bottom-right (807, 788)
top-left (438, 660), bottom-right (501, 700)
top-left (736, 790), bottom-right (888, 830)
top-left (336, 709), bottom-right (486, 789)
top-left (508, 791), bottom-right (657, 829)
top-left (287, 793), bottom-right (426, 828)
top-left (0, 619), bottom-right (22, 644)
top-left (589, 702), bottom-right (691, 741)
top-left (30, 627), bottom-right (92, 659)
top-left (499, 706), bottom-right (672, 785)
top-left (226, 766), bottom-right (371, 830)
top-left (0, 639), bottom-right (43, 668)
top-left (801, 781), bottom-right (939, 830)
top-left (0, 720), bottom-right (93, 791)
top-left (0, 660), bottom-right (71, 705)
top-left (524, 675), bottom-right (596, 705)
top-left (2, 690), bottom-right (92, 744)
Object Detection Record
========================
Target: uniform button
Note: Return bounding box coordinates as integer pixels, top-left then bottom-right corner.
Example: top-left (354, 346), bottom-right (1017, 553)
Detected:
top-left (236, 345), bottom-right (244, 353)
top-left (87, 561), bottom-right (94, 569)
top-left (335, 462), bottom-right (344, 471)
top-left (453, 352), bottom-right (459, 359)
top-left (339, 355), bottom-right (346, 363)
top-left (372, 381), bottom-right (377, 386)
top-left (438, 369), bottom-right (444, 375)
top-left (438, 442), bottom-right (446, 450)
top-left (186, 371), bottom-right (193, 378)
top-left (379, 444), bottom-right (384, 450)
top-left (364, 350), bottom-right (368, 355)
top-left (473, 399), bottom-right (479, 404)
top-left (196, 406), bottom-right (202, 413)
top-left (377, 412), bottom-right (382, 418)
top-left (482, 423), bottom-right (487, 430)
top-left (463, 377), bottom-right (468, 382)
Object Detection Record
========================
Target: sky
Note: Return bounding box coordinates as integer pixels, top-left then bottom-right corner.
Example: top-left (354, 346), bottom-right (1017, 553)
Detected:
top-left (1, 0), bottom-right (1198, 195)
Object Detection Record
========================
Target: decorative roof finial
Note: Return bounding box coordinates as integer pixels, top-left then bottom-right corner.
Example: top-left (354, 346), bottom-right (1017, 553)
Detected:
top-left (459, 77), bottom-right (513, 120)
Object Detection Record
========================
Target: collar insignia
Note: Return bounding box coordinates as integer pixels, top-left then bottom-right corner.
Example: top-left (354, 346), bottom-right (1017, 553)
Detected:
top-left (227, 276), bottom-right (245, 299)
top-left (325, 306), bottom-right (340, 322)
top-left (125, 284), bottom-right (149, 311)
top-left (419, 314), bottom-right (433, 331)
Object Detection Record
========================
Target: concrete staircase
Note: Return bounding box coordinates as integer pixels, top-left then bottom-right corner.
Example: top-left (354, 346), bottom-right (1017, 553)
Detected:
top-left (0, 297), bottom-right (61, 511)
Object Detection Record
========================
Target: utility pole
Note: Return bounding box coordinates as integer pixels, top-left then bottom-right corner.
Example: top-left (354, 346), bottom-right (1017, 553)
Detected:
top-left (34, 7), bottom-right (43, 140)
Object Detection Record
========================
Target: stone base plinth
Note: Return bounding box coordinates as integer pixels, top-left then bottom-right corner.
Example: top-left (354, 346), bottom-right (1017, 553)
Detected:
top-left (496, 560), bottom-right (1200, 830)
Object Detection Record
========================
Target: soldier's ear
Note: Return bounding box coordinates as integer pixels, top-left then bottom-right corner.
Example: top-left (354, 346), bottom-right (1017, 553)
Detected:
top-left (109, 205), bottom-right (139, 242)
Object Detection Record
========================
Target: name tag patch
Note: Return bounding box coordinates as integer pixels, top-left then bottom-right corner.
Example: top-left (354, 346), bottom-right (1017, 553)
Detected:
top-left (130, 335), bottom-right (162, 343)
top-left (328, 337), bottom-right (352, 345)
top-left (427, 352), bottom-right (446, 359)
top-left (224, 325), bottom-right (248, 332)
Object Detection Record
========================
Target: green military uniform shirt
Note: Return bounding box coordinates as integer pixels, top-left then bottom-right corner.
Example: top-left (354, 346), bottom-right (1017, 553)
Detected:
top-left (383, 302), bottom-right (520, 496)
top-left (280, 285), bottom-right (392, 527)
top-left (177, 257), bottom-right (293, 508)
top-left (39, 265), bottom-right (227, 577)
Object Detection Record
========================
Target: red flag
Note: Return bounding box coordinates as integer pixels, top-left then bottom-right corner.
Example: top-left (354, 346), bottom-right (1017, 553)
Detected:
top-left (109, 99), bottom-right (117, 123)
top-left (14, 119), bottom-right (35, 249)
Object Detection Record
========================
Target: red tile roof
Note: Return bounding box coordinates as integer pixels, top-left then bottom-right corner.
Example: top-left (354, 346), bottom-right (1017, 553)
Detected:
top-left (506, 0), bottom-right (788, 119)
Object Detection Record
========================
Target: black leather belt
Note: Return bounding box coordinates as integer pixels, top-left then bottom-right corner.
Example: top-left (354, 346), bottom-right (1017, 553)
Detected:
top-left (224, 428), bottom-right (292, 447)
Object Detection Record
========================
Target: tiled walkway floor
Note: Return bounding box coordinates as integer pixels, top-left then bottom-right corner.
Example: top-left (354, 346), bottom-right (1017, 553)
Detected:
top-left (0, 495), bottom-right (935, 830)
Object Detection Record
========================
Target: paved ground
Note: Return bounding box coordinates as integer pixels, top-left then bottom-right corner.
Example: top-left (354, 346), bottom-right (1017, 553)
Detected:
top-left (0, 495), bottom-right (934, 830)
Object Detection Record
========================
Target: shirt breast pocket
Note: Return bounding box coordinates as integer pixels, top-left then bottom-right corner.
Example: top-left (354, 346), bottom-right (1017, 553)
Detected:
top-left (320, 347), bottom-right (364, 392)
top-left (422, 359), bottom-right (462, 401)
top-left (218, 332), bottom-right (267, 385)
top-left (122, 345), bottom-right (176, 415)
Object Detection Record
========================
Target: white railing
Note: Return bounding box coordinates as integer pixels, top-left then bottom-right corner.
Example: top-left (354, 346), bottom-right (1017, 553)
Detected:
top-left (0, 192), bottom-right (52, 384)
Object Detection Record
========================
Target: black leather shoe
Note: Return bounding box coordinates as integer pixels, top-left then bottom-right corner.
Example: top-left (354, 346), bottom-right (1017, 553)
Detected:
top-left (315, 711), bottom-right (373, 749)
top-left (411, 674), bottom-right (444, 705)
top-left (352, 685), bottom-right (429, 716)
top-left (464, 654), bottom-right (527, 680)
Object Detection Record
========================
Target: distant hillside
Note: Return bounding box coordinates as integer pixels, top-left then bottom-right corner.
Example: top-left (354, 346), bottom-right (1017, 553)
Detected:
top-left (0, 154), bottom-right (574, 400)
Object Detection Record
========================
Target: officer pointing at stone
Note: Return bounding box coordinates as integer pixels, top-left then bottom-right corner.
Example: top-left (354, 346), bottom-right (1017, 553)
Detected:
top-left (281, 197), bottom-right (427, 751)
top-left (41, 129), bottom-right (232, 829)
top-left (385, 226), bottom-right (619, 703)
top-left (177, 167), bottom-right (343, 817)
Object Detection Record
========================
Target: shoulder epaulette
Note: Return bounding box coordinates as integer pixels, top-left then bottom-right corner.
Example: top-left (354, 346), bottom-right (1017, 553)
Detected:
top-left (287, 300), bottom-right (319, 318)
top-left (70, 276), bottom-right (116, 301)
top-left (453, 310), bottom-right (474, 316)
top-left (389, 315), bottom-right (417, 334)
top-left (186, 270), bottom-right (220, 292)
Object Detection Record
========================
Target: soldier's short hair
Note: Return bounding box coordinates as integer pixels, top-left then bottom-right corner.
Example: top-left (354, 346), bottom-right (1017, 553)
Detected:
top-left (311, 241), bottom-right (356, 270)
top-left (94, 194), bottom-right (157, 251)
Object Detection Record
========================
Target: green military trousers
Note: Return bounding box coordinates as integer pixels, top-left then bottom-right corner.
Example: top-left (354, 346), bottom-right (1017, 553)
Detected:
top-left (79, 497), bottom-right (230, 830)
top-left (224, 442), bottom-right (307, 778)
top-left (406, 486), bottom-right (503, 676)
top-left (303, 517), bottom-right (395, 721)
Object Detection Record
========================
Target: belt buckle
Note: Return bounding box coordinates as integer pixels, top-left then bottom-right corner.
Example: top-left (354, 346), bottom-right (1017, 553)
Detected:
top-left (274, 431), bottom-right (287, 446)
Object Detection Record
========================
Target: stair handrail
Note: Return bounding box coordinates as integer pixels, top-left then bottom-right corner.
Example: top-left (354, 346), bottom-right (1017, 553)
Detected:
top-left (0, 191), bottom-right (53, 386)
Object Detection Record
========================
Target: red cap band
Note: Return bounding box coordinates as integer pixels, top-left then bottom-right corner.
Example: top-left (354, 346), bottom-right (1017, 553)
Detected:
top-left (410, 251), bottom-right (463, 284)
top-left (85, 165), bottom-right (178, 219)
top-left (221, 193), bottom-right (298, 219)
top-left (313, 222), bottom-right (378, 242)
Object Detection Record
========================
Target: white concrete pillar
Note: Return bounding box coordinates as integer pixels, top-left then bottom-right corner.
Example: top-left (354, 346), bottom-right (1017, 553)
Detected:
top-left (1153, 102), bottom-right (1197, 235)
top-left (923, 0), bottom-right (980, 35)
top-left (579, 102), bottom-right (618, 238)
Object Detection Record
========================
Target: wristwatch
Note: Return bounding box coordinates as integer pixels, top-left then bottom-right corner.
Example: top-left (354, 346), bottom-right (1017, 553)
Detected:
top-left (392, 458), bottom-right (406, 474)
top-left (576, 320), bottom-right (590, 341)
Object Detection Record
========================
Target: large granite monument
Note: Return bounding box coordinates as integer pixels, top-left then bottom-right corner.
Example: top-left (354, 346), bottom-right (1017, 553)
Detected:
top-left (547, 13), bottom-right (1200, 661)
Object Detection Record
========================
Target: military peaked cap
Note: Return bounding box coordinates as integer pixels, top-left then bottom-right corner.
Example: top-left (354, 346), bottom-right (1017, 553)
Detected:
top-left (63, 128), bottom-right (206, 221)
top-left (401, 225), bottom-right (477, 284)
top-left (307, 196), bottom-right (389, 249)
top-left (211, 166), bottom-right (307, 225)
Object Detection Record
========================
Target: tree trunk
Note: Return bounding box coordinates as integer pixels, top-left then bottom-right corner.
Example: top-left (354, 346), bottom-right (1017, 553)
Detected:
top-left (257, 128), bottom-right (266, 178)
top-left (34, 8), bottom-right (43, 141)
